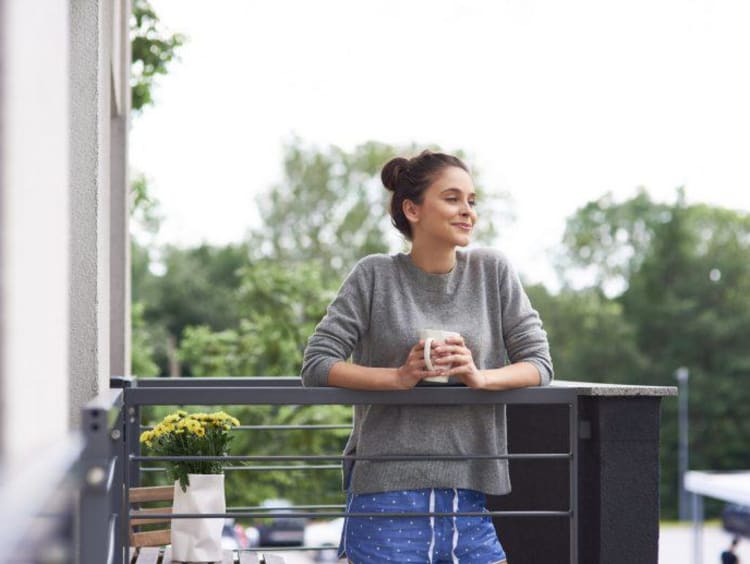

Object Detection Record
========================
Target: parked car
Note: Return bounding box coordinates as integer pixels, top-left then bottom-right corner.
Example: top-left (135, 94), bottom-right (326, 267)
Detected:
top-left (722, 504), bottom-right (750, 538)
top-left (256, 499), bottom-right (306, 547)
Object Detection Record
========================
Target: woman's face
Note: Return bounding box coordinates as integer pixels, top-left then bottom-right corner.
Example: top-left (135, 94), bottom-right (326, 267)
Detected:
top-left (405, 166), bottom-right (478, 248)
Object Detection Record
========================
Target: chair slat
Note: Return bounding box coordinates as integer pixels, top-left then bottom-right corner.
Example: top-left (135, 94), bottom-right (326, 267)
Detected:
top-left (132, 546), bottom-right (161, 564)
top-left (220, 549), bottom-right (236, 563)
top-left (129, 485), bottom-right (174, 503)
top-left (131, 528), bottom-right (171, 548)
top-left (262, 554), bottom-right (287, 564)
top-left (130, 505), bottom-right (173, 526)
top-left (162, 547), bottom-right (172, 563)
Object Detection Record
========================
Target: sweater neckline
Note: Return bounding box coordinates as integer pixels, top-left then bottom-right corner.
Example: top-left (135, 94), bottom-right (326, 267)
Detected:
top-left (395, 251), bottom-right (466, 293)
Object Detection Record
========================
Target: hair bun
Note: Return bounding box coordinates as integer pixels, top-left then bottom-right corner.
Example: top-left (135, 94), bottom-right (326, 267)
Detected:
top-left (380, 157), bottom-right (411, 192)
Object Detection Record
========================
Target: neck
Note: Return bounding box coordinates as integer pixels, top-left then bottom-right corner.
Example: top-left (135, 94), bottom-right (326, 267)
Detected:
top-left (409, 240), bottom-right (457, 274)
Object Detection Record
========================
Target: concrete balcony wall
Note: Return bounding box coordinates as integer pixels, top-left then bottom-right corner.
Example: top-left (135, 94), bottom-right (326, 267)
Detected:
top-left (69, 0), bottom-right (131, 426)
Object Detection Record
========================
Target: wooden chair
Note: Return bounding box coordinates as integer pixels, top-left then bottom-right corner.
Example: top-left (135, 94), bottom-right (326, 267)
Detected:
top-left (129, 485), bottom-right (174, 550)
top-left (128, 485), bottom-right (285, 564)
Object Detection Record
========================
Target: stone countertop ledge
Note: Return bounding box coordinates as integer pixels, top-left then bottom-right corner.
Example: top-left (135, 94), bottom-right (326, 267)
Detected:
top-left (550, 380), bottom-right (678, 397)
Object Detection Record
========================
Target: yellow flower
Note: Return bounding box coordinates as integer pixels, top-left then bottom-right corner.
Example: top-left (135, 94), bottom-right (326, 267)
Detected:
top-left (163, 414), bottom-right (179, 424)
top-left (139, 430), bottom-right (153, 444)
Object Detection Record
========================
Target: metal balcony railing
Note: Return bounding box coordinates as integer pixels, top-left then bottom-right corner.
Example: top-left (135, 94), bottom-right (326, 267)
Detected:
top-left (70, 376), bottom-right (673, 564)
top-left (73, 377), bottom-right (579, 564)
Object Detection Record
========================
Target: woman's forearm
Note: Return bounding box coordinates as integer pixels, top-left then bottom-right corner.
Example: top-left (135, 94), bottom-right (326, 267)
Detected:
top-left (328, 361), bottom-right (406, 390)
top-left (329, 360), bottom-right (542, 391)
top-left (478, 361), bottom-right (542, 390)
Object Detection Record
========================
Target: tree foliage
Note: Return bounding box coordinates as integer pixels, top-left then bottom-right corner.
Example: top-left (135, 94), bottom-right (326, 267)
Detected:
top-left (178, 260), bottom-right (334, 377)
top-left (556, 188), bottom-right (671, 293)
top-left (130, 0), bottom-right (185, 112)
top-left (557, 189), bottom-right (750, 518)
top-left (526, 284), bottom-right (647, 386)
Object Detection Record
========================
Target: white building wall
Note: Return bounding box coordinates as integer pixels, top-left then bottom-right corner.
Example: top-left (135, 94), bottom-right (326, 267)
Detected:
top-left (0, 1), bottom-right (71, 461)
top-left (0, 0), bottom-right (130, 457)
top-left (69, 0), bottom-right (131, 425)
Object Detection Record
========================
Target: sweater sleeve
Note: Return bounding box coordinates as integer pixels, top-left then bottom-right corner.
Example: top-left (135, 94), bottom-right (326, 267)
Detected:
top-left (300, 259), bottom-right (373, 387)
top-left (499, 257), bottom-right (554, 386)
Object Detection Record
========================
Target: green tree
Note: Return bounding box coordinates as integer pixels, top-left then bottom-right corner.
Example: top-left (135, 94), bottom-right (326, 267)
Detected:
top-left (131, 302), bottom-right (160, 377)
top-left (558, 188), bottom-right (750, 518)
top-left (173, 260), bottom-right (348, 506)
top-left (621, 195), bottom-right (750, 517)
top-left (130, 174), bottom-right (166, 376)
top-left (136, 244), bottom-right (251, 376)
top-left (556, 188), bottom-right (670, 293)
top-left (130, 0), bottom-right (186, 112)
top-left (178, 260), bottom-right (334, 377)
top-left (526, 284), bottom-right (647, 385)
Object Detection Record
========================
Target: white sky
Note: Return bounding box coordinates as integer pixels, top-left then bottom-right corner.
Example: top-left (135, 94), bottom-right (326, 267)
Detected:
top-left (130, 0), bottom-right (750, 289)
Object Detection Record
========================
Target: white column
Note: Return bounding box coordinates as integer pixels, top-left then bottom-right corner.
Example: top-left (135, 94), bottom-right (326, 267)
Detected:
top-left (0, 0), bottom-right (71, 460)
top-left (69, 0), bottom-right (114, 425)
top-left (110, 0), bottom-right (132, 380)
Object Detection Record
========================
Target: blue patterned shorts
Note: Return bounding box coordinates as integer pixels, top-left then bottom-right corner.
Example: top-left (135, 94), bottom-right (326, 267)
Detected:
top-left (338, 488), bottom-right (507, 563)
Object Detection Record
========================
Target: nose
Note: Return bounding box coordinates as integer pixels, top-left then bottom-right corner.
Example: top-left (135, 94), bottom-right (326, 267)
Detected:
top-left (460, 202), bottom-right (475, 218)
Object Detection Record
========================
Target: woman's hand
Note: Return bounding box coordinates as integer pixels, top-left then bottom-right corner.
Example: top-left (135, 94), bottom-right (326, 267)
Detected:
top-left (395, 340), bottom-right (446, 389)
top-left (433, 335), bottom-right (487, 389)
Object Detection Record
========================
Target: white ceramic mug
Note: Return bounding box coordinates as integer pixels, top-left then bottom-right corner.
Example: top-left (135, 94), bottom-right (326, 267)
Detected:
top-left (419, 329), bottom-right (461, 383)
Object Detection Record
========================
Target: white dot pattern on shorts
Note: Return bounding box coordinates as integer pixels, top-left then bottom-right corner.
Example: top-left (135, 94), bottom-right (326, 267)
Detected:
top-left (342, 488), bottom-right (506, 562)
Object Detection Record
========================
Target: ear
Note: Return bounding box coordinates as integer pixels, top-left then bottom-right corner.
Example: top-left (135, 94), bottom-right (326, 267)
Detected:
top-left (402, 199), bottom-right (421, 224)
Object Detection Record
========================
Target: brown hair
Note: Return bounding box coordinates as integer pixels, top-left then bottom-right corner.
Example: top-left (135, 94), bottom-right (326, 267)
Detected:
top-left (380, 149), bottom-right (470, 240)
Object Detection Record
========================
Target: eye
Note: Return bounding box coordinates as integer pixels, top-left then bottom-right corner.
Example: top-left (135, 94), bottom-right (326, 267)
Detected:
top-left (445, 197), bottom-right (459, 202)
top-left (469, 199), bottom-right (477, 207)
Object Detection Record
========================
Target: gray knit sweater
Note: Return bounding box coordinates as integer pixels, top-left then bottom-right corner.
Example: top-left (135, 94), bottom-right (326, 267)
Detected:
top-left (300, 248), bottom-right (553, 495)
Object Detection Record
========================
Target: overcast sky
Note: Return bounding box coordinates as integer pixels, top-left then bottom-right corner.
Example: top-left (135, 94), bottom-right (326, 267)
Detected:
top-left (130, 0), bottom-right (750, 289)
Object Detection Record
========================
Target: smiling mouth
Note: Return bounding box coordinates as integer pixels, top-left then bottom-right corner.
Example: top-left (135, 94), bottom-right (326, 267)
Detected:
top-left (453, 223), bottom-right (473, 231)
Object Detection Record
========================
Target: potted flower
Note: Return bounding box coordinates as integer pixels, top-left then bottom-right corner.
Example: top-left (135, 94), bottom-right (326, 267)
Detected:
top-left (140, 410), bottom-right (240, 562)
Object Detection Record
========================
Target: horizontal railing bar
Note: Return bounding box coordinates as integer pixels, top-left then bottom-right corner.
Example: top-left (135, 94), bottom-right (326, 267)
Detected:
top-left (139, 464), bottom-right (342, 472)
top-left (140, 424), bottom-right (353, 431)
top-left (132, 453), bottom-right (571, 462)
top-left (131, 510), bottom-right (571, 519)
top-left (233, 504), bottom-right (345, 511)
top-left (255, 546), bottom-right (372, 554)
top-left (125, 385), bottom-right (578, 406)
top-left (251, 547), bottom-right (339, 554)
top-left (134, 377), bottom-right (304, 388)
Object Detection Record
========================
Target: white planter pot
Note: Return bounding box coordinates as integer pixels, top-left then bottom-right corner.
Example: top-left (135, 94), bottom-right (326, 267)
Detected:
top-left (170, 473), bottom-right (225, 562)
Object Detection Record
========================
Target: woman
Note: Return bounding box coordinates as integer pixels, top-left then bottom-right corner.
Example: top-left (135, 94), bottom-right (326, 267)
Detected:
top-left (301, 150), bottom-right (553, 563)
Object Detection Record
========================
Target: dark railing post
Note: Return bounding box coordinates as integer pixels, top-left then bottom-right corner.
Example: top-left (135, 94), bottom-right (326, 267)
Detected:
top-left (109, 406), bottom-right (124, 563)
top-left (79, 402), bottom-right (112, 564)
top-left (577, 395), bottom-right (666, 564)
top-left (569, 399), bottom-right (579, 564)
top-left (120, 377), bottom-right (140, 564)
top-left (78, 389), bottom-right (123, 564)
